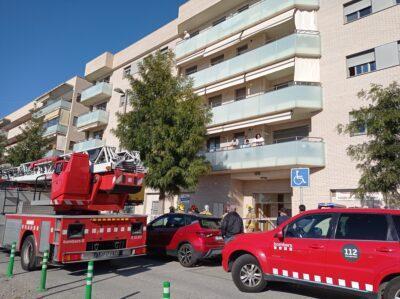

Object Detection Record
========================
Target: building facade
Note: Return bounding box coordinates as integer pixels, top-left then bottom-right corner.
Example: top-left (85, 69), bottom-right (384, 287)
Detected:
top-left (1, 0), bottom-right (400, 225)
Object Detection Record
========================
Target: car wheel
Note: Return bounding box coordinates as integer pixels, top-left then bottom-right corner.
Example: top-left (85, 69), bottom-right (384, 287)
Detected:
top-left (383, 277), bottom-right (400, 299)
top-left (177, 243), bottom-right (197, 267)
top-left (232, 254), bottom-right (267, 293)
top-left (21, 235), bottom-right (40, 271)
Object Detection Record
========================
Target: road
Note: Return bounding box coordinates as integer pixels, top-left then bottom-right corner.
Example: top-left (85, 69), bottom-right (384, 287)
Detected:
top-left (0, 250), bottom-right (361, 299)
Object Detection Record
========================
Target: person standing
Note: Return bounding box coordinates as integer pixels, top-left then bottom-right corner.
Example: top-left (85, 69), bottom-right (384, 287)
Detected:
top-left (200, 204), bottom-right (212, 216)
top-left (169, 206), bottom-right (176, 213)
top-left (299, 204), bottom-right (306, 213)
top-left (245, 205), bottom-right (257, 232)
top-left (221, 206), bottom-right (244, 242)
top-left (276, 208), bottom-right (290, 226)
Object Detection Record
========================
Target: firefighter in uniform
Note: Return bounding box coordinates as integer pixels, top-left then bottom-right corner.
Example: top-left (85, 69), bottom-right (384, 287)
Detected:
top-left (245, 205), bottom-right (257, 233)
top-left (200, 204), bottom-right (212, 216)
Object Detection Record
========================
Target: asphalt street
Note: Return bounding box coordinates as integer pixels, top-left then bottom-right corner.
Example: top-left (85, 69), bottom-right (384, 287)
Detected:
top-left (0, 250), bottom-right (363, 299)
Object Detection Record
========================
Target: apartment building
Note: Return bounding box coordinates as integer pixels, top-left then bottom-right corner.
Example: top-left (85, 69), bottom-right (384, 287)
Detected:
top-left (1, 0), bottom-right (399, 225)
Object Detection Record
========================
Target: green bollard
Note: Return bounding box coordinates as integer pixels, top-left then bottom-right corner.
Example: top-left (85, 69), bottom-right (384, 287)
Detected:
top-left (163, 281), bottom-right (170, 299)
top-left (37, 250), bottom-right (49, 292)
top-left (6, 242), bottom-right (16, 278)
top-left (85, 261), bottom-right (94, 299)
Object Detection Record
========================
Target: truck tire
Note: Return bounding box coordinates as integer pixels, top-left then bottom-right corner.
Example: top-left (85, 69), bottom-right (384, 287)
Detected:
top-left (383, 276), bottom-right (400, 299)
top-left (21, 235), bottom-right (40, 271)
top-left (232, 254), bottom-right (267, 293)
top-left (177, 243), bottom-right (198, 267)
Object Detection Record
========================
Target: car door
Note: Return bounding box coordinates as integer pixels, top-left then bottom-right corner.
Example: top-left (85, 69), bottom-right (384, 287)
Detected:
top-left (325, 212), bottom-right (399, 294)
top-left (163, 214), bottom-right (186, 251)
top-left (268, 213), bottom-right (333, 283)
top-left (147, 215), bottom-right (168, 249)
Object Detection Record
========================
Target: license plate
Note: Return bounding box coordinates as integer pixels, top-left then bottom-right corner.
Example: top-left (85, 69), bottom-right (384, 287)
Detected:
top-left (93, 250), bottom-right (121, 259)
top-left (215, 236), bottom-right (223, 241)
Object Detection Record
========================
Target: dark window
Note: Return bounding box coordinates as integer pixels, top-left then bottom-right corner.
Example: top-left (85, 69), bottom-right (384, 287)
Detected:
top-left (44, 117), bottom-right (60, 129)
top-left (131, 222), bottom-right (143, 235)
top-left (235, 87), bottom-right (246, 101)
top-left (237, 4), bottom-right (249, 13)
top-left (335, 213), bottom-right (389, 241)
top-left (349, 112), bottom-right (367, 136)
top-left (285, 214), bottom-right (333, 239)
top-left (95, 102), bottom-right (107, 111)
top-left (393, 216), bottom-right (400, 238)
top-left (274, 81), bottom-right (292, 90)
top-left (190, 30), bottom-right (199, 38)
top-left (234, 132), bottom-right (245, 146)
top-left (72, 116), bottom-right (78, 126)
top-left (207, 136), bottom-right (220, 152)
top-left (165, 215), bottom-right (185, 228)
top-left (151, 216), bottom-right (168, 228)
top-left (185, 65), bottom-right (197, 76)
top-left (348, 61), bottom-right (376, 77)
top-left (67, 223), bottom-right (85, 239)
top-left (236, 44), bottom-right (248, 56)
top-left (344, 1), bottom-right (372, 23)
top-left (210, 54), bottom-right (224, 66)
top-left (209, 95), bottom-right (222, 108)
top-left (273, 126), bottom-right (309, 143)
top-left (119, 95), bottom-right (126, 107)
top-left (212, 16), bottom-right (226, 27)
top-left (76, 93), bottom-right (81, 103)
top-left (346, 11), bottom-right (358, 22)
top-left (93, 130), bottom-right (104, 140)
top-left (160, 46), bottom-right (169, 54)
top-left (199, 218), bottom-right (221, 229)
top-left (68, 141), bottom-right (76, 151)
top-left (123, 66), bottom-right (131, 78)
top-left (359, 6), bottom-right (372, 17)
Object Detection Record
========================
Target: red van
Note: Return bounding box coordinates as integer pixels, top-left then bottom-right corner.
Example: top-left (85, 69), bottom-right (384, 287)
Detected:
top-left (222, 208), bottom-right (400, 299)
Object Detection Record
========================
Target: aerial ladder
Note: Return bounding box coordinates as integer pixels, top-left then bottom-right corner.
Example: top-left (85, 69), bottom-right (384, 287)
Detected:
top-left (0, 146), bottom-right (147, 271)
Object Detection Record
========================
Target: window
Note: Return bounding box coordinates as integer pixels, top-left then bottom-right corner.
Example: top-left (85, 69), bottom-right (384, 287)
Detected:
top-left (160, 46), bottom-right (169, 54)
top-left (392, 216), bottom-right (400, 238)
top-left (210, 54), bottom-right (224, 66)
top-left (285, 214), bottom-right (333, 239)
top-left (273, 126), bottom-right (309, 143)
top-left (95, 102), bottom-right (107, 111)
top-left (235, 87), bottom-right (246, 101)
top-left (68, 141), bottom-right (76, 151)
top-left (185, 65), bottom-right (197, 76)
top-left (199, 218), bottom-right (221, 229)
top-left (72, 116), bottom-right (78, 127)
top-left (44, 117), bottom-right (60, 129)
top-left (151, 215), bottom-right (168, 228)
top-left (165, 215), bottom-right (185, 228)
top-left (274, 81), bottom-right (292, 90)
top-left (76, 93), bottom-right (81, 103)
top-left (349, 112), bottom-right (367, 135)
top-left (208, 95), bottom-right (222, 108)
top-left (98, 76), bottom-right (110, 83)
top-left (335, 213), bottom-right (390, 241)
top-left (212, 16), bottom-right (226, 27)
top-left (347, 49), bottom-right (376, 77)
top-left (190, 30), bottom-right (199, 38)
top-left (93, 130), bottom-right (104, 140)
top-left (237, 4), bottom-right (249, 13)
top-left (207, 136), bottom-right (220, 152)
top-left (119, 94), bottom-right (126, 108)
top-left (123, 66), bottom-right (131, 78)
top-left (236, 44), bottom-right (248, 56)
top-left (67, 224), bottom-right (85, 239)
top-left (344, 1), bottom-right (372, 23)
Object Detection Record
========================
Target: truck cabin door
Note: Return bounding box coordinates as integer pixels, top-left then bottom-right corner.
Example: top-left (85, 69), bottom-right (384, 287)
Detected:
top-left (325, 212), bottom-right (399, 294)
top-left (268, 213), bottom-right (334, 284)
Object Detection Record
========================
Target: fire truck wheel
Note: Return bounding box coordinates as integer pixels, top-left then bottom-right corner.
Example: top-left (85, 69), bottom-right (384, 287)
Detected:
top-left (232, 254), bottom-right (267, 293)
top-left (383, 276), bottom-right (400, 299)
top-left (177, 243), bottom-right (197, 267)
top-left (21, 235), bottom-right (40, 271)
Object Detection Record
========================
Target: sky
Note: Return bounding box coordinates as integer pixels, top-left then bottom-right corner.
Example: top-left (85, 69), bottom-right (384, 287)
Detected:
top-left (0, 0), bottom-right (187, 118)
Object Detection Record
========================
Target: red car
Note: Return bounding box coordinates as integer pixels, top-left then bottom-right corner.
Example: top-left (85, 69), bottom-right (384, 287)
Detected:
top-left (147, 213), bottom-right (224, 267)
top-left (222, 208), bottom-right (400, 299)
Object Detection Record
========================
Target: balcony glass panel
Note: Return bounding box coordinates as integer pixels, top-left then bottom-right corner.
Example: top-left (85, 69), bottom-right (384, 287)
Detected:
top-left (204, 139), bottom-right (325, 171)
top-left (43, 124), bottom-right (68, 137)
top-left (190, 33), bottom-right (321, 89)
top-left (33, 99), bottom-right (71, 118)
top-left (211, 83), bottom-right (322, 126)
top-left (76, 110), bottom-right (109, 129)
top-left (175, 0), bottom-right (319, 59)
top-left (81, 82), bottom-right (112, 105)
top-left (73, 139), bottom-right (105, 152)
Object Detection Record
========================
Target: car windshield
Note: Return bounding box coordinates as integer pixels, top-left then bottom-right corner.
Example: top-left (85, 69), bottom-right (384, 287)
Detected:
top-left (199, 218), bottom-right (221, 229)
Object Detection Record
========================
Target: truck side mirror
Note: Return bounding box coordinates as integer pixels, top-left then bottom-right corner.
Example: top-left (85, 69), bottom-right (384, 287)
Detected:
top-left (274, 230), bottom-right (284, 241)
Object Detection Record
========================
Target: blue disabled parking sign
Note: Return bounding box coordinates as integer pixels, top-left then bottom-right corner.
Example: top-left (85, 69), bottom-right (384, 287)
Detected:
top-left (291, 168), bottom-right (310, 188)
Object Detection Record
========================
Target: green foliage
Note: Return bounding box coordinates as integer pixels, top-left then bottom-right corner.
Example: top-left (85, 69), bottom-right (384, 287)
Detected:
top-left (6, 117), bottom-right (51, 166)
top-left (0, 130), bottom-right (6, 164)
top-left (114, 50), bottom-right (211, 200)
top-left (338, 82), bottom-right (400, 204)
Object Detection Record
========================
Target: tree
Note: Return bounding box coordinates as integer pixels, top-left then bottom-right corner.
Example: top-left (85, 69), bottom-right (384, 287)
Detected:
top-left (338, 82), bottom-right (400, 205)
top-left (114, 50), bottom-right (211, 208)
top-left (0, 130), bottom-right (6, 164)
top-left (6, 117), bottom-right (50, 166)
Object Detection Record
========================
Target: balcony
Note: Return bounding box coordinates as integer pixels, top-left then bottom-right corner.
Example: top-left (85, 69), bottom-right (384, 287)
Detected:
top-left (205, 138), bottom-right (325, 171)
top-left (190, 32), bottom-right (321, 89)
top-left (73, 139), bottom-right (105, 152)
top-left (33, 99), bottom-right (71, 119)
top-left (43, 124), bottom-right (68, 137)
top-left (175, 0), bottom-right (319, 60)
top-left (210, 83), bottom-right (322, 126)
top-left (80, 82), bottom-right (113, 106)
top-left (76, 110), bottom-right (109, 131)
top-left (44, 149), bottom-right (64, 157)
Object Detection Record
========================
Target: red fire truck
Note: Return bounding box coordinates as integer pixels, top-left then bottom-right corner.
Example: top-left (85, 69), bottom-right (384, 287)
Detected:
top-left (0, 146), bottom-right (147, 271)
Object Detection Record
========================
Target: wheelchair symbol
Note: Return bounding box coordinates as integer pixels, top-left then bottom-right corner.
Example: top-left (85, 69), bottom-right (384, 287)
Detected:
top-left (293, 170), bottom-right (307, 186)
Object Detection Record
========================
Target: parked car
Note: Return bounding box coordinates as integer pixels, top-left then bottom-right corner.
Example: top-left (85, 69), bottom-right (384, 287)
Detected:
top-left (147, 213), bottom-right (224, 267)
top-left (222, 208), bottom-right (400, 299)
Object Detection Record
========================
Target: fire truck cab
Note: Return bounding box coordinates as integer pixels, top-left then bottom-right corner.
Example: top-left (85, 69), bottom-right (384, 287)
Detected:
top-left (0, 147), bottom-right (147, 271)
top-left (223, 208), bottom-right (400, 299)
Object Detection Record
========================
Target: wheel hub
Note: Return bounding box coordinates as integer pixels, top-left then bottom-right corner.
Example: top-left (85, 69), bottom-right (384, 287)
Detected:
top-left (240, 264), bottom-right (262, 287)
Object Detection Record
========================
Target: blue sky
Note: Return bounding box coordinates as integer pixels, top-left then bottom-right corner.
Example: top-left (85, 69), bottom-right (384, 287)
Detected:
top-left (0, 0), bottom-right (187, 118)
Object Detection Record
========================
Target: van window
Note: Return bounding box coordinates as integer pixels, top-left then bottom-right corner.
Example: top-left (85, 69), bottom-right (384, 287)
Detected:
top-left (285, 214), bottom-right (332, 239)
top-left (335, 213), bottom-right (389, 241)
